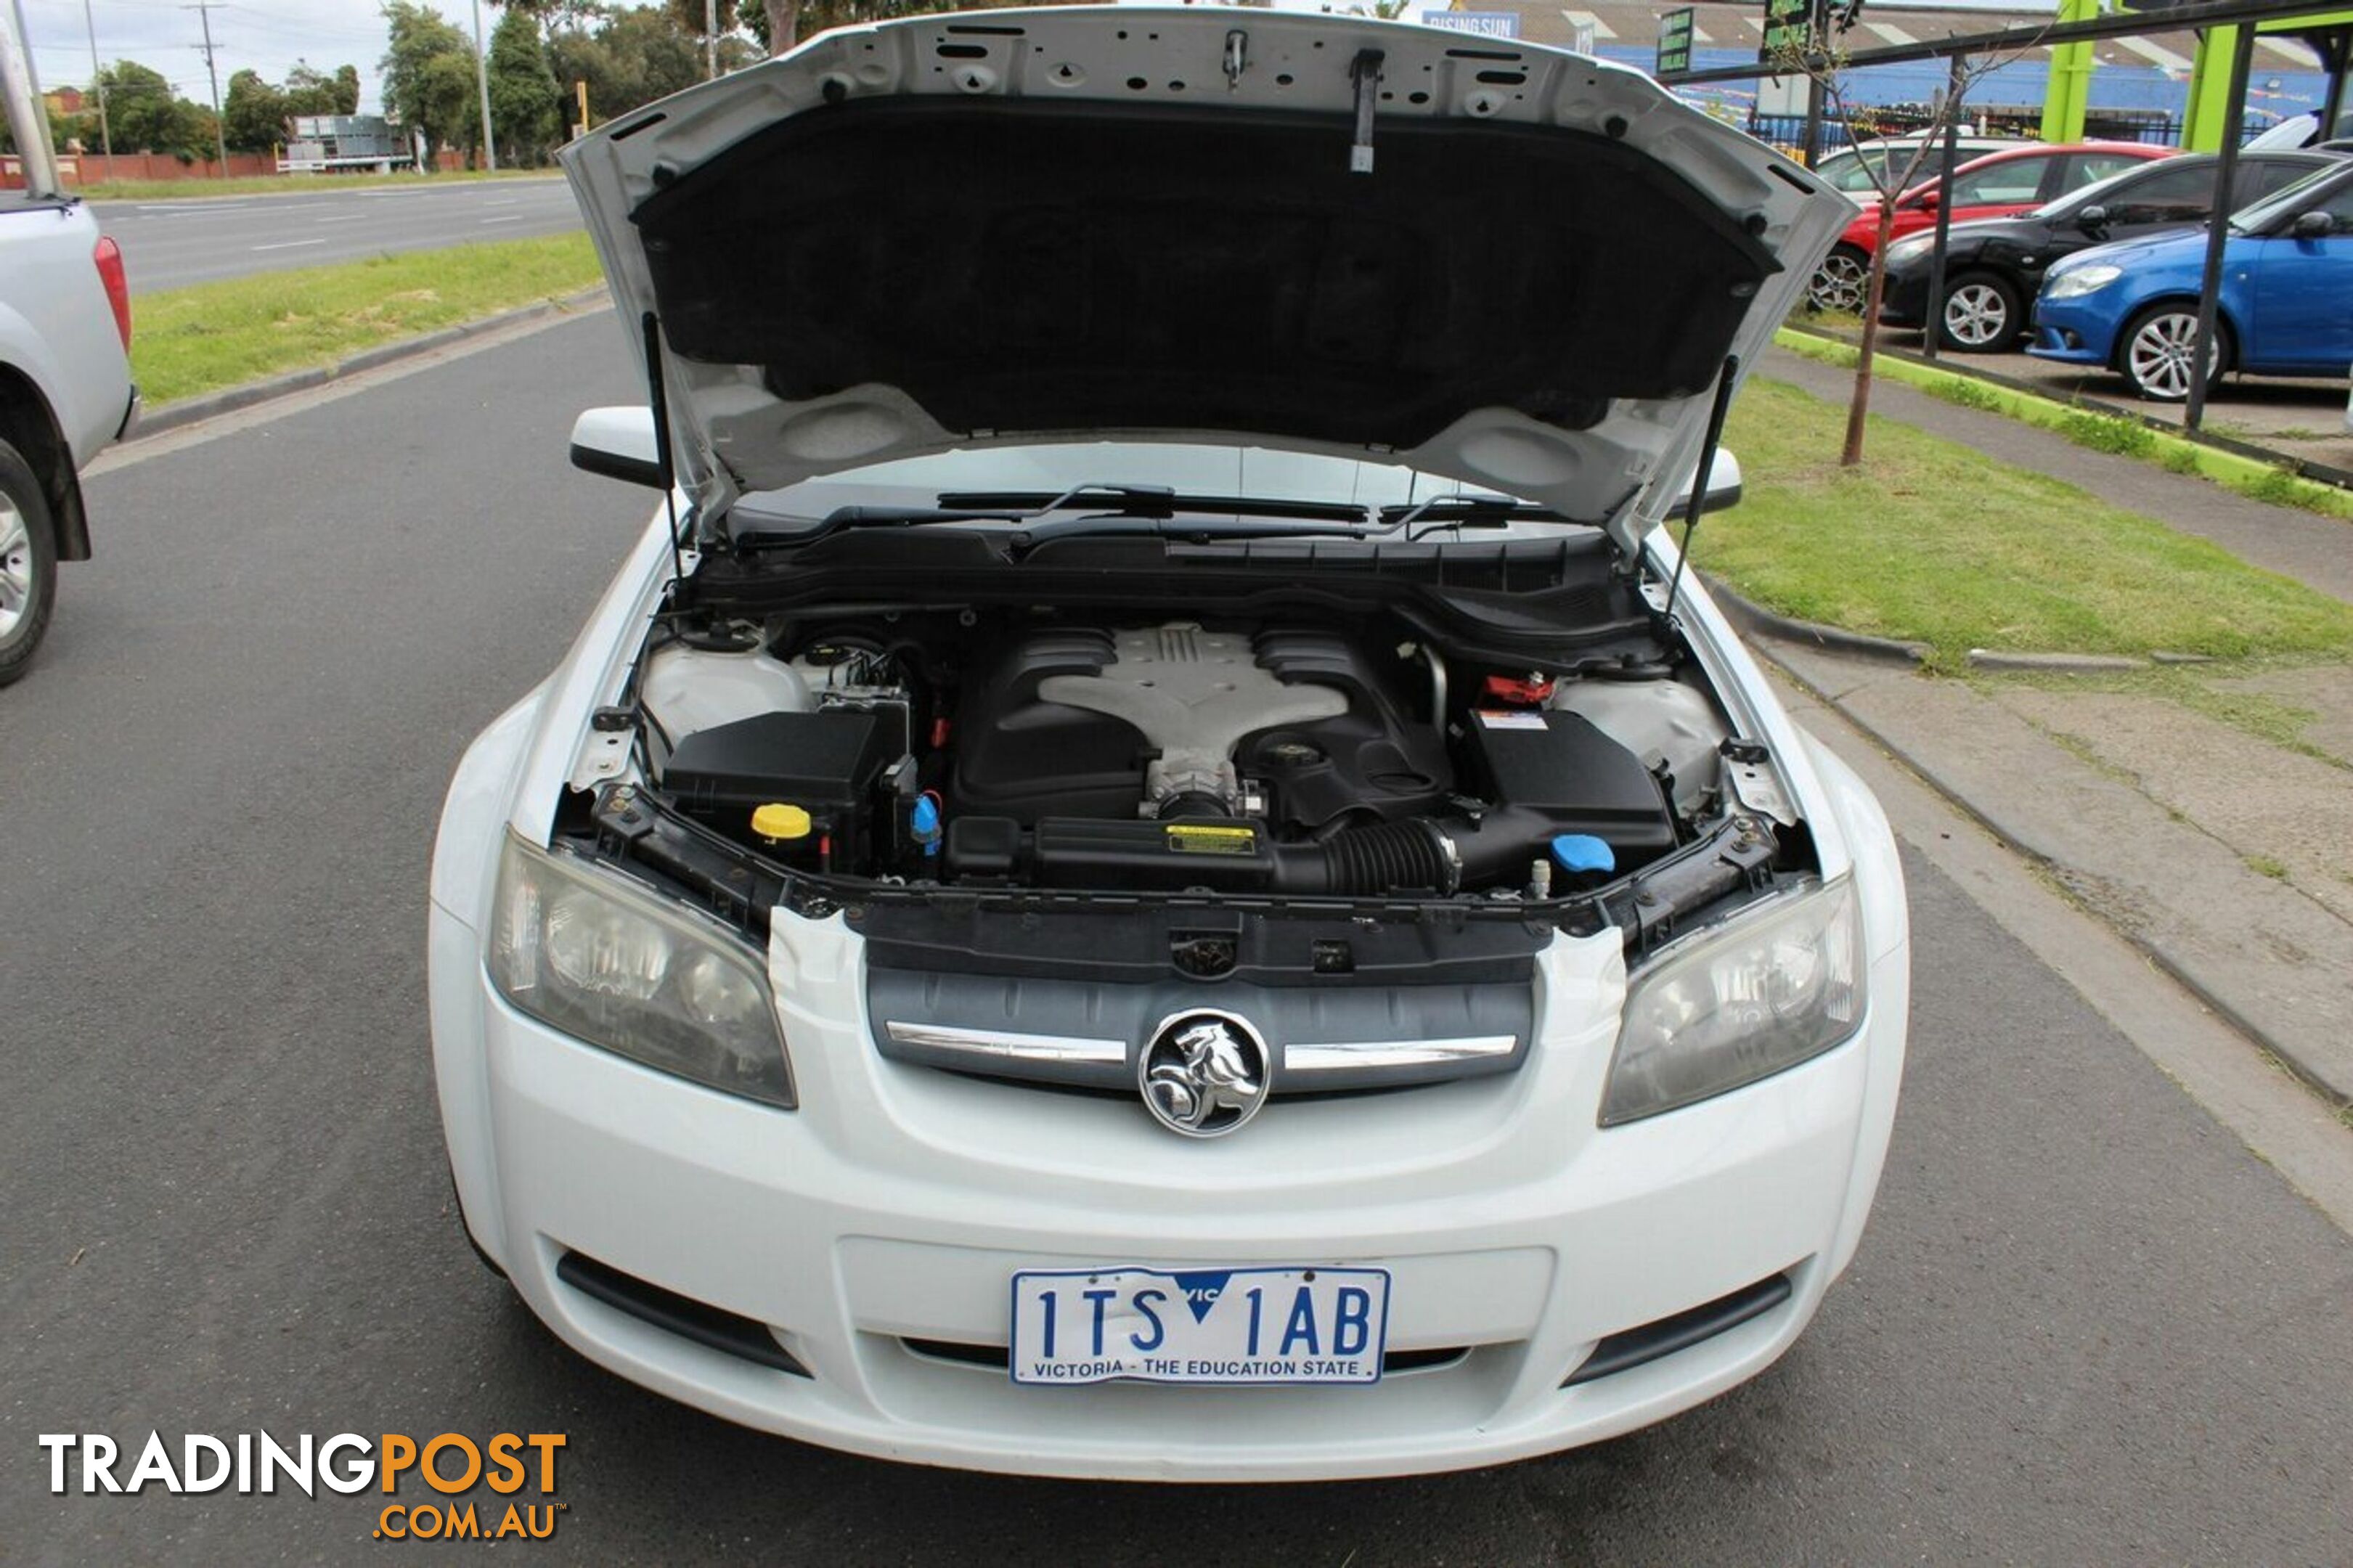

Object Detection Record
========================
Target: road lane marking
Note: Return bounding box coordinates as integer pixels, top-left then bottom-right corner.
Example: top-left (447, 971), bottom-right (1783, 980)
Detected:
top-left (312, 215), bottom-right (370, 224)
top-left (250, 239), bottom-right (328, 251)
top-left (479, 215), bottom-right (526, 224)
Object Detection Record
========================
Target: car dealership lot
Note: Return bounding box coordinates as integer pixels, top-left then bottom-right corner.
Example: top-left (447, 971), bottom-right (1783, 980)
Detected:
top-left (2, 314), bottom-right (2349, 1561)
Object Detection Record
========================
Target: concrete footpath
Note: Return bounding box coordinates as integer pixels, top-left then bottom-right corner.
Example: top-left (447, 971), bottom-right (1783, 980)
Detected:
top-left (1751, 347), bottom-right (2353, 1106)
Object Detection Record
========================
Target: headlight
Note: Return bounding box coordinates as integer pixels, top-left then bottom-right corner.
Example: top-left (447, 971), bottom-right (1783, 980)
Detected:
top-left (2044, 264), bottom-right (2121, 300)
top-left (1600, 876), bottom-right (1864, 1126)
top-left (1884, 234), bottom-right (1935, 266)
top-left (488, 834), bottom-right (794, 1107)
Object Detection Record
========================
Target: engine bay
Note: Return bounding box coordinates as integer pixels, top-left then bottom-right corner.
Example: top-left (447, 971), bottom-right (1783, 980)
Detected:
top-left (629, 608), bottom-right (1745, 906)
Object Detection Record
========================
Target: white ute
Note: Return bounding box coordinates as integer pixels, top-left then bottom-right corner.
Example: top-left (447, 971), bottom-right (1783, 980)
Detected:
top-left (429, 7), bottom-right (1907, 1480)
top-left (0, 17), bottom-right (136, 685)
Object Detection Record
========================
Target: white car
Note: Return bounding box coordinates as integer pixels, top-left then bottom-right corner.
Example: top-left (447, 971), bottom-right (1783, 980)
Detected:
top-left (428, 8), bottom-right (1907, 1481)
top-left (1, 19), bottom-right (136, 685)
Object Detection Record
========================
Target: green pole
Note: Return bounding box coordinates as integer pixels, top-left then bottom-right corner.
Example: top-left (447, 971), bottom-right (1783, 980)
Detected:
top-left (2183, 23), bottom-right (2243, 149)
top-left (2041, 0), bottom-right (2099, 142)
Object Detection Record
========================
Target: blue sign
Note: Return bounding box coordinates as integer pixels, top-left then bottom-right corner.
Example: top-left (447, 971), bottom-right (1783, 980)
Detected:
top-left (1420, 10), bottom-right (1522, 38)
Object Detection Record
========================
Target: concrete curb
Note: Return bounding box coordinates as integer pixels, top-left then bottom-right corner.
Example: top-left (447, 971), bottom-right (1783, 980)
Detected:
top-left (1963, 648), bottom-right (2150, 674)
top-left (136, 286), bottom-right (611, 436)
top-left (1757, 634), bottom-right (2353, 1108)
top-left (1703, 577), bottom-right (2178, 676)
top-left (1697, 571), bottom-right (1928, 665)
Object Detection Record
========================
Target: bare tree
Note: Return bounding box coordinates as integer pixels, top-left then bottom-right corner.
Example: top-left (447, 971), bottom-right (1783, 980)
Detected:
top-left (1767, 28), bottom-right (2036, 465)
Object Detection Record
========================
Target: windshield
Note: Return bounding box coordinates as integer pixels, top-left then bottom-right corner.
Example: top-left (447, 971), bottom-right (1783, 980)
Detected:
top-left (2031, 157), bottom-right (2185, 220)
top-left (2227, 160), bottom-right (2352, 232)
top-left (1817, 139), bottom-right (2005, 195)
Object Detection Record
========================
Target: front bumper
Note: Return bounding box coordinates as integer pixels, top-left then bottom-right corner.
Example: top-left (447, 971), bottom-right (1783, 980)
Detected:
top-left (2026, 297), bottom-right (2113, 365)
top-left (430, 889), bottom-right (1908, 1481)
top-left (1876, 266), bottom-right (1930, 326)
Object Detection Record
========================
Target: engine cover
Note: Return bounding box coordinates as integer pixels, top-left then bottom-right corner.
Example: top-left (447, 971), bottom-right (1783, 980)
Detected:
top-left (950, 623), bottom-right (1452, 828)
top-left (1039, 626), bottom-right (1346, 815)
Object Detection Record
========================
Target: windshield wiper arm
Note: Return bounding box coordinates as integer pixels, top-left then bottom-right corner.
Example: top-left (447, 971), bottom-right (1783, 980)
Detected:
top-left (1384, 493), bottom-right (1574, 540)
top-left (732, 481), bottom-right (1189, 550)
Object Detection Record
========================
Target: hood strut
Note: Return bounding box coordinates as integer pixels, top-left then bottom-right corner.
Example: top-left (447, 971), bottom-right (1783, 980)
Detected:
top-left (1349, 49), bottom-right (1383, 173)
top-left (1662, 354), bottom-right (1738, 629)
top-left (641, 310), bottom-right (688, 587)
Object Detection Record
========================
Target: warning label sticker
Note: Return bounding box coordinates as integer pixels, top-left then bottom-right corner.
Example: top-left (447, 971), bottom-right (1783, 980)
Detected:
top-left (1165, 823), bottom-right (1259, 857)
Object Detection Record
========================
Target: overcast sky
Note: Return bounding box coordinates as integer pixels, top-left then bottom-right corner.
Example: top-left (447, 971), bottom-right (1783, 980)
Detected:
top-left (16, 0), bottom-right (469, 114)
top-left (12, 0), bottom-right (2066, 118)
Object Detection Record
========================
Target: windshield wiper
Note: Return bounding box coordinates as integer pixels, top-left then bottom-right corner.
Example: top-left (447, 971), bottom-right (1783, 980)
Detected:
top-left (732, 481), bottom-right (1292, 551)
top-left (1384, 493), bottom-right (1577, 540)
top-left (736, 480), bottom-right (1392, 552)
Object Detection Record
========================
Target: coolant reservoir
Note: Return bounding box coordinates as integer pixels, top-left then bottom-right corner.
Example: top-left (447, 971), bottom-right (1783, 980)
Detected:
top-left (640, 644), bottom-right (812, 738)
top-left (1552, 679), bottom-right (1728, 815)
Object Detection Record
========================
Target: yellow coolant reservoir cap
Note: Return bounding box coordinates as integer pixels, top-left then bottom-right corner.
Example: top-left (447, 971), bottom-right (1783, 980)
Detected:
top-left (750, 803), bottom-right (812, 841)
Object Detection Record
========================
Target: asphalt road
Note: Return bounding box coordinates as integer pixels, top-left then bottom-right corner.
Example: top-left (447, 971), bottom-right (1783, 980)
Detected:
top-left (89, 179), bottom-right (582, 294)
top-left (3, 314), bottom-right (2350, 1562)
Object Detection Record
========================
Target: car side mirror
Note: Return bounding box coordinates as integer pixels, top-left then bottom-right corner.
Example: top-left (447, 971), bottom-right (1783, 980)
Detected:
top-left (2074, 204), bottom-right (2108, 232)
top-left (1671, 449), bottom-right (1744, 515)
top-left (1916, 189), bottom-right (1939, 210)
top-left (569, 406), bottom-right (666, 489)
top-left (2292, 210), bottom-right (2336, 239)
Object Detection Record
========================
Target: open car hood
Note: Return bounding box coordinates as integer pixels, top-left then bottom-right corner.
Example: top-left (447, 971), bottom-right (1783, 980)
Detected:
top-left (560, 7), bottom-right (1852, 554)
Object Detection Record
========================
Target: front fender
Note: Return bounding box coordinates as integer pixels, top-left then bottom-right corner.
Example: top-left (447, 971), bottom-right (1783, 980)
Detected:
top-left (1802, 732), bottom-right (1910, 1281)
top-left (428, 682), bottom-right (553, 1271)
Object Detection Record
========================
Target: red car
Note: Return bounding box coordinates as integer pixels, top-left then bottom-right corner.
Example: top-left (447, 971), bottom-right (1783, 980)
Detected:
top-left (1808, 141), bottom-right (2173, 311)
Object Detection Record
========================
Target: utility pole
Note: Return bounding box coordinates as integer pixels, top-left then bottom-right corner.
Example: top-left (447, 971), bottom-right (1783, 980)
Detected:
top-left (469, 0), bottom-right (496, 171)
top-left (705, 0), bottom-right (719, 79)
top-left (182, 0), bottom-right (229, 176)
top-left (81, 0), bottom-right (111, 160)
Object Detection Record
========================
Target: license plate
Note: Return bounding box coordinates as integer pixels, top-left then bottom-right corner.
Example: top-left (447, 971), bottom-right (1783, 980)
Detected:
top-left (1009, 1265), bottom-right (1391, 1386)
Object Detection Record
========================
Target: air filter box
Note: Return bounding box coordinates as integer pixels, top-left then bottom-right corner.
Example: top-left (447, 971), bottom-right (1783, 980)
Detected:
top-left (1459, 709), bottom-right (1676, 863)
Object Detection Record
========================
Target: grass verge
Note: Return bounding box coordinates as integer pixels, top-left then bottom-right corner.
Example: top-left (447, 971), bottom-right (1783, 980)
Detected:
top-left (1773, 326), bottom-right (2353, 520)
top-left (131, 233), bottom-right (605, 407)
top-left (1702, 377), bottom-right (2353, 668)
top-left (78, 169), bottom-right (558, 201)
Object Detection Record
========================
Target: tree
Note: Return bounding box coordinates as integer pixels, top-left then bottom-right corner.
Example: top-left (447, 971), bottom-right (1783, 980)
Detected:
top-left (735, 0), bottom-right (1048, 54)
top-left (222, 69), bottom-right (288, 152)
top-left (335, 64), bottom-right (363, 113)
top-left (381, 2), bottom-right (481, 164)
top-left (1766, 20), bottom-right (2033, 466)
top-left (283, 62), bottom-right (343, 116)
top-left (94, 61), bottom-right (209, 159)
top-left (550, 5), bottom-right (703, 122)
top-left (489, 5), bottom-right (562, 162)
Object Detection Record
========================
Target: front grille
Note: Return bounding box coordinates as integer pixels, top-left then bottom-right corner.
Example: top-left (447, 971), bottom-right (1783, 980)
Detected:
top-left (1561, 1271), bottom-right (1794, 1387)
top-left (871, 970), bottom-right (1532, 1096)
top-left (555, 1250), bottom-right (810, 1376)
top-left (902, 1339), bottom-right (1469, 1377)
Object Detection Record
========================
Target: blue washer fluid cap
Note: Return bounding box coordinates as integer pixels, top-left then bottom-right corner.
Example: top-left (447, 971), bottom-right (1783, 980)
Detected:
top-left (910, 795), bottom-right (943, 855)
top-left (1550, 834), bottom-right (1615, 875)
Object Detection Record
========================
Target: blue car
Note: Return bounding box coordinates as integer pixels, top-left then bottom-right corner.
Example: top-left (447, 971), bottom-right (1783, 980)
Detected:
top-left (2030, 157), bottom-right (2353, 401)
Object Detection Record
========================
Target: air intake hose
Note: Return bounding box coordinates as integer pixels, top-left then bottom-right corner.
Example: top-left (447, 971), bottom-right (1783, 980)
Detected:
top-left (1269, 809), bottom-right (1562, 896)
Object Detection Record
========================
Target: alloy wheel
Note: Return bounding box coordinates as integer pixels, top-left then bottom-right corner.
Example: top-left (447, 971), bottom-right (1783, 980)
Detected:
top-left (1809, 250), bottom-right (1869, 314)
top-left (1941, 282), bottom-right (2010, 349)
top-left (0, 494), bottom-right (36, 642)
top-left (2124, 311), bottom-right (2219, 402)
